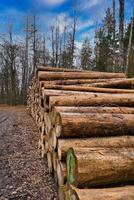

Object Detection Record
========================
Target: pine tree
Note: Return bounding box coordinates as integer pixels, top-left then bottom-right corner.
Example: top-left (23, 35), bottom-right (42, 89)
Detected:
top-left (119, 0), bottom-right (125, 72)
top-left (95, 7), bottom-right (117, 72)
top-left (61, 33), bottom-right (76, 68)
top-left (124, 16), bottom-right (134, 77)
top-left (80, 37), bottom-right (92, 70)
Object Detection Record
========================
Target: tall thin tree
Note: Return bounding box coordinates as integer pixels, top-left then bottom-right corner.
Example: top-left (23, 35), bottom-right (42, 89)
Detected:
top-left (125, 0), bottom-right (134, 76)
top-left (119, 0), bottom-right (125, 72)
top-left (112, 0), bottom-right (116, 72)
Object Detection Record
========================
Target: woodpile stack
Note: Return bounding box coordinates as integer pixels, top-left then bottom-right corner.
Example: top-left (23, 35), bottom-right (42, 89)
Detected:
top-left (27, 66), bottom-right (134, 200)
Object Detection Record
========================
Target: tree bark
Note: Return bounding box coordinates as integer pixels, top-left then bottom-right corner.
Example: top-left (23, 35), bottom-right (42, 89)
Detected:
top-left (57, 161), bottom-right (67, 186)
top-left (91, 78), bottom-right (134, 89)
top-left (49, 93), bottom-right (134, 108)
top-left (37, 66), bottom-right (88, 73)
top-left (63, 185), bottom-right (134, 200)
top-left (38, 71), bottom-right (125, 81)
top-left (112, 0), bottom-right (116, 72)
top-left (39, 78), bottom-right (125, 87)
top-left (42, 90), bottom-right (107, 111)
top-left (58, 136), bottom-right (134, 160)
top-left (119, 0), bottom-right (125, 71)
top-left (55, 112), bottom-right (134, 138)
top-left (43, 85), bottom-right (134, 94)
top-left (125, 15), bottom-right (134, 77)
top-left (52, 106), bottom-right (134, 115)
top-left (67, 147), bottom-right (134, 187)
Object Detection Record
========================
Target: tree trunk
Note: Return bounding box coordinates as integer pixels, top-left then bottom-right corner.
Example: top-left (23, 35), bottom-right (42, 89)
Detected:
top-left (52, 106), bottom-right (134, 116)
top-left (62, 185), bottom-right (134, 200)
top-left (38, 71), bottom-right (125, 81)
top-left (91, 78), bottom-right (134, 89)
top-left (42, 90), bottom-right (107, 111)
top-left (36, 66), bottom-right (88, 73)
top-left (43, 85), bottom-right (134, 94)
top-left (49, 93), bottom-right (134, 108)
top-left (57, 161), bottom-right (67, 186)
top-left (58, 136), bottom-right (134, 160)
top-left (125, 16), bottom-right (134, 77)
top-left (39, 78), bottom-right (125, 87)
top-left (67, 147), bottom-right (134, 187)
top-left (55, 112), bottom-right (134, 138)
top-left (112, 0), bottom-right (116, 72)
top-left (119, 0), bottom-right (124, 72)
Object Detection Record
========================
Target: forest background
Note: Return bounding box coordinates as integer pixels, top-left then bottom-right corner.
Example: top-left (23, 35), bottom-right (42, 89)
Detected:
top-left (0, 0), bottom-right (133, 105)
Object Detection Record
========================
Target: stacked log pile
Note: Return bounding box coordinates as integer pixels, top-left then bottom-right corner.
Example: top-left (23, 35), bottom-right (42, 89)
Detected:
top-left (27, 66), bottom-right (134, 200)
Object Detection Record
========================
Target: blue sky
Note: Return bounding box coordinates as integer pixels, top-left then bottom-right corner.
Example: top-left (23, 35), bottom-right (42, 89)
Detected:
top-left (0, 0), bottom-right (133, 47)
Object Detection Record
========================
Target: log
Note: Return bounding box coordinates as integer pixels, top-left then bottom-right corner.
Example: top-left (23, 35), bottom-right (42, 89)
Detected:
top-left (39, 78), bottom-right (125, 86)
top-left (44, 112), bottom-right (52, 135)
top-left (50, 107), bottom-right (134, 131)
top-left (67, 147), bottom-right (134, 187)
top-left (48, 128), bottom-right (57, 151)
top-left (42, 89), bottom-right (107, 111)
top-left (43, 84), bottom-right (134, 93)
top-left (37, 66), bottom-right (84, 73)
top-left (49, 93), bottom-right (134, 108)
top-left (61, 185), bottom-right (134, 200)
top-left (52, 151), bottom-right (58, 172)
top-left (57, 161), bottom-right (67, 186)
top-left (45, 91), bottom-right (112, 111)
top-left (55, 113), bottom-right (134, 138)
top-left (39, 133), bottom-right (49, 157)
top-left (91, 78), bottom-right (134, 89)
top-left (47, 151), bottom-right (53, 173)
top-left (52, 106), bottom-right (134, 115)
top-left (58, 136), bottom-right (134, 160)
top-left (38, 71), bottom-right (125, 81)
top-left (42, 89), bottom-right (104, 98)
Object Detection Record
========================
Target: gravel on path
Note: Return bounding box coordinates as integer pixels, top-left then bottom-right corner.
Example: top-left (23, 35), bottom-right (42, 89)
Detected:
top-left (0, 106), bottom-right (58, 200)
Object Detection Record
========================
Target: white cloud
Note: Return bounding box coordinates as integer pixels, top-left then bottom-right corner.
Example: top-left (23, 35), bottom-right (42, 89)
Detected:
top-left (77, 19), bottom-right (94, 31)
top-left (56, 13), bottom-right (68, 33)
top-left (75, 41), bottom-right (83, 49)
top-left (39, 0), bottom-right (66, 6)
top-left (81, 0), bottom-right (102, 10)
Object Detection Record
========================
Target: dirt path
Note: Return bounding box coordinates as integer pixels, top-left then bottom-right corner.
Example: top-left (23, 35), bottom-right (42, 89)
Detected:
top-left (0, 106), bottom-right (58, 200)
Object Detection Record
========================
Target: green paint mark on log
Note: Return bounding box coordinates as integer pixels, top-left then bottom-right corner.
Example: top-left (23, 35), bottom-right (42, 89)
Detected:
top-left (67, 148), bottom-right (76, 185)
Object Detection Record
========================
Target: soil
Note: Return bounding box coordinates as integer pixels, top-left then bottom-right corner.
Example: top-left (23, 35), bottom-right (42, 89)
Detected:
top-left (0, 106), bottom-right (58, 200)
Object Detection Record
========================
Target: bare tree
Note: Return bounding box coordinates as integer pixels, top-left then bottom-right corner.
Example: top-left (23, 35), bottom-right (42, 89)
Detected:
top-left (32, 15), bottom-right (38, 75)
top-left (51, 25), bottom-right (55, 66)
top-left (125, 0), bottom-right (134, 76)
top-left (112, 0), bottom-right (116, 72)
top-left (55, 20), bottom-right (60, 67)
top-left (0, 24), bottom-right (19, 105)
top-left (70, 3), bottom-right (78, 67)
top-left (21, 16), bottom-right (29, 104)
top-left (119, 0), bottom-right (125, 72)
top-left (43, 35), bottom-right (46, 66)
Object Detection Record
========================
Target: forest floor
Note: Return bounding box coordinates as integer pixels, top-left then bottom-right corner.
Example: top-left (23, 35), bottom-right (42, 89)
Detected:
top-left (0, 106), bottom-right (58, 200)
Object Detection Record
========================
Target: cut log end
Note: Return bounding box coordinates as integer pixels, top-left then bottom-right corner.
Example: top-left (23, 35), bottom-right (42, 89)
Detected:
top-left (67, 148), bottom-right (77, 185)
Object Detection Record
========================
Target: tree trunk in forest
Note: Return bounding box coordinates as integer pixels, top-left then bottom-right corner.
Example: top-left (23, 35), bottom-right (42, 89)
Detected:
top-left (112, 0), bottom-right (116, 72)
top-left (125, 1), bottom-right (134, 77)
top-left (119, 0), bottom-right (125, 72)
